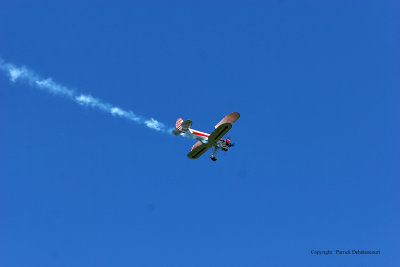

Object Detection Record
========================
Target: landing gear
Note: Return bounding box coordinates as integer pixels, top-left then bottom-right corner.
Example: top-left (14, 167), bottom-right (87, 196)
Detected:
top-left (210, 147), bottom-right (218, 162)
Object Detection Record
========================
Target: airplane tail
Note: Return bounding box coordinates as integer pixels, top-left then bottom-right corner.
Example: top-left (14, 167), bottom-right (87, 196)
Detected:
top-left (172, 118), bottom-right (183, 135)
top-left (172, 118), bottom-right (192, 135)
top-left (176, 118), bottom-right (184, 131)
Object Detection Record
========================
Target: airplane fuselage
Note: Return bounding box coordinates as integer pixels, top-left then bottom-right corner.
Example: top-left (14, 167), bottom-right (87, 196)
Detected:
top-left (182, 128), bottom-right (231, 150)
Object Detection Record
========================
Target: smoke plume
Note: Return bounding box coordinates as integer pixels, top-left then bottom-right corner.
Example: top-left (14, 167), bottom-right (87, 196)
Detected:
top-left (0, 58), bottom-right (170, 133)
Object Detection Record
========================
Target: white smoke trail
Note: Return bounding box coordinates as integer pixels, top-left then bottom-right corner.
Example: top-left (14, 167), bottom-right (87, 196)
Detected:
top-left (0, 58), bottom-right (171, 133)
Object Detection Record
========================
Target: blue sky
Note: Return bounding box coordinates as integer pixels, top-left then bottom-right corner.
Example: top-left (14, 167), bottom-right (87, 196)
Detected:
top-left (0, 1), bottom-right (399, 266)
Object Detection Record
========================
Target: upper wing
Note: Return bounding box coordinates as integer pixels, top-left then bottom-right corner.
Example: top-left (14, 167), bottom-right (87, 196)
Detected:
top-left (187, 141), bottom-right (211, 159)
top-left (215, 112), bottom-right (240, 129)
top-left (208, 123), bottom-right (232, 145)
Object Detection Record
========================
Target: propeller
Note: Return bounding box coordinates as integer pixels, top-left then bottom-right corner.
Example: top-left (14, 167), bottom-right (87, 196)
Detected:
top-left (226, 136), bottom-right (235, 147)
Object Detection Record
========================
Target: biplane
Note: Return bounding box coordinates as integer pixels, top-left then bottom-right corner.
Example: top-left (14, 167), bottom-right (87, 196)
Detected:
top-left (172, 112), bottom-right (240, 161)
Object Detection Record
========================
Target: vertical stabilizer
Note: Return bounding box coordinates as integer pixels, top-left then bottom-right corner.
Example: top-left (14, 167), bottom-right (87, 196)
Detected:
top-left (176, 118), bottom-right (184, 131)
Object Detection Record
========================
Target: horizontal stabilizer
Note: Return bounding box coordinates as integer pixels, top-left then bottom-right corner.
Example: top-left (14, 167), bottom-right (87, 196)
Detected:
top-left (172, 129), bottom-right (181, 135)
top-left (181, 120), bottom-right (192, 130)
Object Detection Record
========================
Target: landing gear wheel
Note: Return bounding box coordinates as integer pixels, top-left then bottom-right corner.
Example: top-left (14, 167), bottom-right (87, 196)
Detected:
top-left (210, 156), bottom-right (217, 161)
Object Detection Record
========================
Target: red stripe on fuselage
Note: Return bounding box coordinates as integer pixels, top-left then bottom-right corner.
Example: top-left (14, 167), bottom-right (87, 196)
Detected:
top-left (191, 130), bottom-right (209, 137)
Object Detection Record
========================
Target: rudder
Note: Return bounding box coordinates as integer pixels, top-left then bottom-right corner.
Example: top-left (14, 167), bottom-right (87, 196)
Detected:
top-left (176, 118), bottom-right (184, 131)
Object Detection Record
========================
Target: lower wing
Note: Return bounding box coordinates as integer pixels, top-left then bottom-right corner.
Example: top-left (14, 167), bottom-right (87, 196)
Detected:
top-left (187, 141), bottom-right (211, 159)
